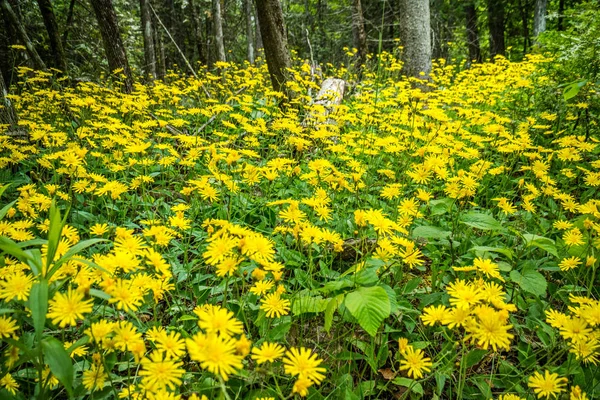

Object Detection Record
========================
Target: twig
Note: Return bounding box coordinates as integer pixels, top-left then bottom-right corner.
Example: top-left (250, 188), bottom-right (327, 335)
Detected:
top-left (148, 112), bottom-right (186, 135)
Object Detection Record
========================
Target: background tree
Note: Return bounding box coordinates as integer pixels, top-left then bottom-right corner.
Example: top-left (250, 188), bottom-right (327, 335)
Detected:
top-left (352, 0), bottom-right (368, 68)
top-left (89, 0), bottom-right (133, 92)
top-left (487, 0), bottom-right (506, 57)
top-left (398, 0), bottom-right (431, 77)
top-left (139, 0), bottom-right (156, 79)
top-left (0, 0), bottom-right (46, 70)
top-left (245, 0), bottom-right (255, 63)
top-left (464, 1), bottom-right (481, 62)
top-left (36, 0), bottom-right (67, 72)
top-left (255, 0), bottom-right (292, 95)
top-left (0, 70), bottom-right (18, 130)
top-left (213, 0), bottom-right (226, 62)
top-left (533, 0), bottom-right (548, 37)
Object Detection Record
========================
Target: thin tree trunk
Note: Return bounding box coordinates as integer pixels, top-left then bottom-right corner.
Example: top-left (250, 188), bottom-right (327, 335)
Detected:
top-left (255, 0), bottom-right (292, 96)
top-left (398, 0), bottom-right (432, 78)
top-left (557, 0), bottom-right (565, 31)
top-left (255, 7), bottom-right (263, 51)
top-left (62, 0), bottom-right (75, 48)
top-left (89, 0), bottom-right (133, 93)
top-left (487, 0), bottom-right (505, 58)
top-left (245, 0), bottom-right (255, 63)
top-left (213, 0), bottom-right (226, 62)
top-left (465, 1), bottom-right (481, 62)
top-left (155, 20), bottom-right (167, 78)
top-left (519, 0), bottom-right (529, 54)
top-left (352, 0), bottom-right (368, 68)
top-left (140, 0), bottom-right (157, 79)
top-left (0, 71), bottom-right (17, 127)
top-left (533, 0), bottom-right (547, 37)
top-left (0, 0), bottom-right (46, 70)
top-left (188, 0), bottom-right (206, 64)
top-left (36, 0), bottom-right (67, 72)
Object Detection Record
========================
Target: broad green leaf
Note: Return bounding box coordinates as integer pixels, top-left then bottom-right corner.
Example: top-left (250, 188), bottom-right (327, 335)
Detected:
top-left (392, 377), bottom-right (424, 395)
top-left (30, 280), bottom-right (48, 341)
top-left (0, 236), bottom-right (34, 263)
top-left (459, 211), bottom-right (504, 231)
top-left (0, 183), bottom-right (10, 198)
top-left (563, 79), bottom-right (587, 101)
top-left (344, 286), bottom-right (391, 337)
top-left (292, 296), bottom-right (329, 315)
top-left (89, 288), bottom-right (111, 301)
top-left (523, 234), bottom-right (558, 257)
top-left (510, 269), bottom-right (547, 297)
top-left (429, 198), bottom-right (454, 216)
top-left (42, 337), bottom-right (74, 396)
top-left (324, 294), bottom-right (344, 333)
top-left (469, 246), bottom-right (513, 260)
top-left (464, 348), bottom-right (488, 368)
top-left (412, 226), bottom-right (451, 240)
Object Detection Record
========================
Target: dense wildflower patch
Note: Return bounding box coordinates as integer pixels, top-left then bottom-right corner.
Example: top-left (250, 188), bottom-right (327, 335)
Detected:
top-left (0, 53), bottom-right (599, 398)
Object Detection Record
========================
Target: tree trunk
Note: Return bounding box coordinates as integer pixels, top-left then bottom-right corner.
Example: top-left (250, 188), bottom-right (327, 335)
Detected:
top-left (62, 0), bottom-right (75, 49)
top-left (255, 0), bottom-right (292, 95)
top-left (487, 0), bottom-right (505, 58)
top-left (89, 0), bottom-right (133, 93)
top-left (36, 0), bottom-right (67, 72)
top-left (464, 1), bottom-right (481, 62)
top-left (352, 0), bottom-right (368, 68)
top-left (0, 70), bottom-right (17, 128)
top-left (398, 0), bottom-right (432, 78)
top-left (140, 0), bottom-right (157, 79)
top-left (533, 0), bottom-right (547, 37)
top-left (245, 0), bottom-right (255, 63)
top-left (557, 0), bottom-right (565, 31)
top-left (213, 0), bottom-right (226, 62)
top-left (519, 0), bottom-right (529, 54)
top-left (188, 0), bottom-right (206, 65)
top-left (0, 0), bottom-right (46, 70)
top-left (255, 7), bottom-right (263, 52)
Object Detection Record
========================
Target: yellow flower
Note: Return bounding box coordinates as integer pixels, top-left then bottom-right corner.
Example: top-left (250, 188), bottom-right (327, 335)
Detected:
top-left (139, 351), bottom-right (185, 391)
top-left (527, 370), bottom-right (567, 399)
top-left (260, 292), bottom-right (291, 318)
top-left (47, 287), bottom-right (94, 328)
top-left (398, 345), bottom-right (432, 379)
top-left (251, 342), bottom-right (285, 364)
top-left (186, 332), bottom-right (244, 381)
top-left (196, 305), bottom-right (244, 338)
top-left (282, 347), bottom-right (326, 384)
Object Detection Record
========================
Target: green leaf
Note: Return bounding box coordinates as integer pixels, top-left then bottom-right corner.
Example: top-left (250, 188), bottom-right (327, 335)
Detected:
top-left (563, 79), bottom-right (587, 101)
top-left (0, 199), bottom-right (16, 220)
top-left (510, 269), bottom-right (547, 297)
top-left (412, 226), bottom-right (451, 240)
top-left (292, 296), bottom-right (329, 315)
top-left (523, 234), bottom-right (558, 257)
top-left (392, 377), bottom-right (424, 395)
top-left (469, 246), bottom-right (513, 260)
top-left (0, 183), bottom-right (11, 198)
top-left (30, 279), bottom-right (48, 341)
top-left (42, 337), bottom-right (74, 396)
top-left (459, 211), bottom-right (504, 231)
top-left (0, 236), bottom-right (34, 264)
top-left (45, 200), bottom-right (65, 274)
top-left (344, 286), bottom-right (391, 337)
top-left (429, 198), bottom-right (454, 216)
top-left (464, 348), bottom-right (488, 368)
top-left (324, 294), bottom-right (344, 333)
top-left (48, 239), bottom-right (107, 279)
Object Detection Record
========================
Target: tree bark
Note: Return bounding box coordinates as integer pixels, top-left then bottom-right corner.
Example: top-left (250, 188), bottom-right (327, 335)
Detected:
top-left (533, 0), bottom-right (547, 37)
top-left (36, 0), bottom-right (67, 72)
top-left (464, 1), bottom-right (481, 62)
top-left (255, 7), bottom-right (263, 52)
top-left (245, 0), bottom-right (255, 63)
top-left (487, 0), bottom-right (505, 58)
top-left (89, 0), bottom-right (133, 93)
top-left (0, 0), bottom-right (46, 70)
top-left (0, 70), bottom-right (17, 128)
top-left (62, 0), bottom-right (76, 49)
top-left (140, 0), bottom-right (157, 79)
top-left (254, 0), bottom-right (293, 95)
top-left (213, 0), bottom-right (226, 62)
top-left (188, 0), bottom-right (206, 65)
top-left (398, 0), bottom-right (432, 78)
top-left (557, 0), bottom-right (565, 31)
top-left (352, 0), bottom-right (368, 68)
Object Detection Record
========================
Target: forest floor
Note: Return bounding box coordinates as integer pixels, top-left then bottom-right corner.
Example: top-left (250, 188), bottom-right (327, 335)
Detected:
top-left (0, 54), bottom-right (599, 399)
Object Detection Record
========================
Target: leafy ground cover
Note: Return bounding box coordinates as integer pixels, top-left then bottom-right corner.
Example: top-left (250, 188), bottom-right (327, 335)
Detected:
top-left (0, 52), bottom-right (599, 399)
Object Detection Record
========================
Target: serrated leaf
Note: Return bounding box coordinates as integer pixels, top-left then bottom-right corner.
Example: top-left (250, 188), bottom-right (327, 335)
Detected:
top-left (523, 234), bottom-right (558, 257)
top-left (344, 286), bottom-right (391, 337)
top-left (292, 296), bottom-right (328, 315)
top-left (459, 211), bottom-right (504, 231)
top-left (510, 269), bottom-right (547, 297)
top-left (42, 337), bottom-right (74, 396)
